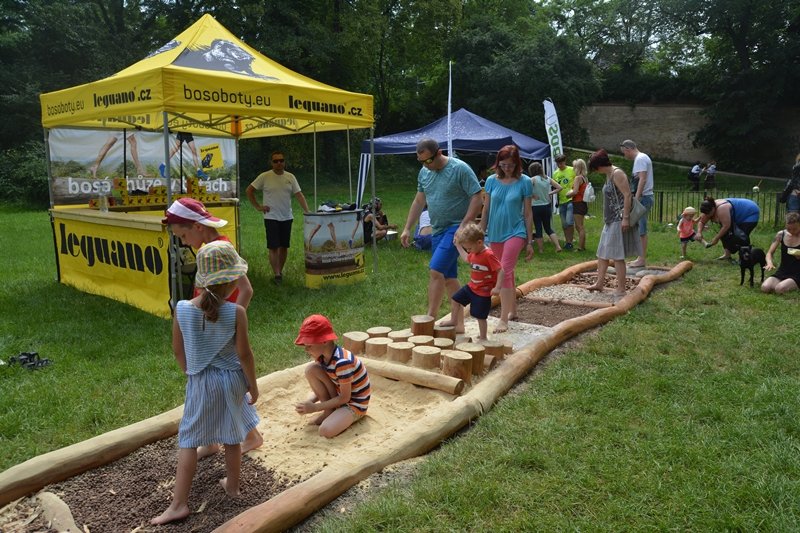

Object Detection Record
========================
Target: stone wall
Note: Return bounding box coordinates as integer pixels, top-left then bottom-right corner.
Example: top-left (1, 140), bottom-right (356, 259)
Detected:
top-left (578, 103), bottom-right (713, 163)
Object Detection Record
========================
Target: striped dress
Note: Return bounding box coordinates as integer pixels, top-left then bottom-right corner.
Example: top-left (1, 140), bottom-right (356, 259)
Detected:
top-left (319, 346), bottom-right (371, 414)
top-left (176, 300), bottom-right (259, 448)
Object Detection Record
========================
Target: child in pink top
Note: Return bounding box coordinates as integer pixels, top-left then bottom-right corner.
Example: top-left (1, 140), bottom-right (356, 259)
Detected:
top-left (678, 206), bottom-right (707, 259)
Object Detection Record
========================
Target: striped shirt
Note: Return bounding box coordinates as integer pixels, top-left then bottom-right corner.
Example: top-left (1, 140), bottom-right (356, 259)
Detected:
top-left (318, 346), bottom-right (371, 412)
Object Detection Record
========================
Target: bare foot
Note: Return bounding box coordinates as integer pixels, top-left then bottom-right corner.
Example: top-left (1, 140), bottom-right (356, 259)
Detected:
top-left (89, 164), bottom-right (98, 179)
top-left (310, 413), bottom-right (328, 426)
top-left (241, 431), bottom-right (263, 455)
top-left (493, 321), bottom-right (508, 334)
top-left (612, 291), bottom-right (626, 302)
top-left (437, 320), bottom-right (465, 334)
top-left (219, 477), bottom-right (240, 498)
top-left (476, 335), bottom-right (488, 341)
top-left (151, 504), bottom-right (190, 525)
top-left (627, 260), bottom-right (645, 268)
top-left (197, 443), bottom-right (221, 459)
top-left (586, 284), bottom-right (604, 292)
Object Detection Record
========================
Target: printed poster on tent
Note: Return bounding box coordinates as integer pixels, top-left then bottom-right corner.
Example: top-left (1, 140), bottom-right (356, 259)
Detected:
top-left (47, 129), bottom-right (237, 205)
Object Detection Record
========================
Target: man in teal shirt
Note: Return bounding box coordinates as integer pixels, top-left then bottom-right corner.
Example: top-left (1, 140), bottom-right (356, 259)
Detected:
top-left (400, 139), bottom-right (483, 332)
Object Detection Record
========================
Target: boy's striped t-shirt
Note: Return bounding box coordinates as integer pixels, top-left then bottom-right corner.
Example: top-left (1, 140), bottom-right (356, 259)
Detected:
top-left (319, 346), bottom-right (371, 412)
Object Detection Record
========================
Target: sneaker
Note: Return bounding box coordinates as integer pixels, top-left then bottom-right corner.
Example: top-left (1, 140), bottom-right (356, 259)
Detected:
top-left (273, 275), bottom-right (283, 285)
top-left (196, 168), bottom-right (209, 179)
top-left (159, 163), bottom-right (166, 178)
top-left (565, 242), bottom-right (574, 250)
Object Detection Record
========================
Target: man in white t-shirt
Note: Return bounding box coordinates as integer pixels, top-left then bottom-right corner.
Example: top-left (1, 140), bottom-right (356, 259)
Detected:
top-left (246, 151), bottom-right (310, 283)
top-left (620, 139), bottom-right (654, 268)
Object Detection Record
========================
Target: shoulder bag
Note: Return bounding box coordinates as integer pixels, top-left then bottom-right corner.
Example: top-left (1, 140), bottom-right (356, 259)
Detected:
top-left (584, 181), bottom-right (596, 203)
top-left (628, 196), bottom-right (647, 226)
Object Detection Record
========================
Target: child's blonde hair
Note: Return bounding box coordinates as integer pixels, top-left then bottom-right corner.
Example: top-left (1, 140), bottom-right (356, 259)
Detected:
top-left (572, 158), bottom-right (587, 176)
top-left (457, 223), bottom-right (485, 245)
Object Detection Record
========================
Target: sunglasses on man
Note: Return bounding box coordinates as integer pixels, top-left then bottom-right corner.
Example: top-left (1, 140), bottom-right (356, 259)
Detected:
top-left (272, 158), bottom-right (285, 163)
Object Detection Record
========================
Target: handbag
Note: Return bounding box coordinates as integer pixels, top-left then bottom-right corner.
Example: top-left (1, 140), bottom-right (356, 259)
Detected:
top-left (584, 181), bottom-right (596, 203)
top-left (628, 197), bottom-right (647, 226)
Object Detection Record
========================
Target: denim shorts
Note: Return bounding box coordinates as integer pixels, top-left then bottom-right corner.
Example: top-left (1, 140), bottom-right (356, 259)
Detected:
top-left (638, 195), bottom-right (654, 235)
top-left (559, 202), bottom-right (574, 228)
top-left (429, 224), bottom-right (460, 279)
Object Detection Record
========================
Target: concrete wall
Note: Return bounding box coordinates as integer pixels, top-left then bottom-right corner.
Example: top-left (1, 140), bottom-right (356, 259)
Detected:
top-left (578, 103), bottom-right (712, 163)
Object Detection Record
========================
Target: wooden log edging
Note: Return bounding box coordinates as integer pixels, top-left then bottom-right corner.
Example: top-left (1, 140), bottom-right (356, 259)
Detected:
top-left (214, 261), bottom-right (693, 533)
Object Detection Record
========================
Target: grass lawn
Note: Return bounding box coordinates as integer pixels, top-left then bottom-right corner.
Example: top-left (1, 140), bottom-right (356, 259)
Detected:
top-left (1, 166), bottom-right (798, 530)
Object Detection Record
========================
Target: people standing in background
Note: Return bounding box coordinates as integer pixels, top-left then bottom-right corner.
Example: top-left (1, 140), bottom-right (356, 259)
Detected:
top-left (528, 162), bottom-right (563, 253)
top-left (246, 151), bottom-right (311, 284)
top-left (688, 161), bottom-right (702, 192)
top-left (400, 138), bottom-right (483, 333)
top-left (703, 161), bottom-right (717, 190)
top-left (553, 154), bottom-right (576, 250)
top-left (620, 139), bottom-right (654, 268)
top-left (566, 158), bottom-right (589, 252)
top-left (479, 145), bottom-right (534, 333)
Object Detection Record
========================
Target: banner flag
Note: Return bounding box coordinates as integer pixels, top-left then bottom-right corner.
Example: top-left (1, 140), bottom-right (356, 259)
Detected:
top-left (543, 98), bottom-right (563, 159)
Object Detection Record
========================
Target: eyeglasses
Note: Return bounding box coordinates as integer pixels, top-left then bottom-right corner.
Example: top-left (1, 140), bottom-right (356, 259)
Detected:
top-left (272, 159), bottom-right (285, 163)
top-left (498, 162), bottom-right (516, 169)
top-left (418, 155), bottom-right (436, 165)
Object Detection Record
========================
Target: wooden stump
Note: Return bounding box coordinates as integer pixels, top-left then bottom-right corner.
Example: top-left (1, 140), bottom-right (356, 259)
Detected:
top-left (387, 329), bottom-right (413, 342)
top-left (365, 337), bottom-right (393, 357)
top-left (484, 354), bottom-right (497, 373)
top-left (502, 341), bottom-right (514, 356)
top-left (411, 345), bottom-right (441, 369)
top-left (433, 337), bottom-right (455, 350)
top-left (386, 341), bottom-right (414, 364)
top-left (408, 335), bottom-right (434, 347)
top-left (479, 339), bottom-right (505, 360)
top-left (361, 357), bottom-right (464, 396)
top-left (410, 315), bottom-right (435, 336)
top-left (366, 326), bottom-right (392, 338)
top-left (455, 342), bottom-right (486, 376)
top-left (441, 350), bottom-right (473, 384)
top-left (433, 324), bottom-right (456, 340)
top-left (342, 331), bottom-right (369, 355)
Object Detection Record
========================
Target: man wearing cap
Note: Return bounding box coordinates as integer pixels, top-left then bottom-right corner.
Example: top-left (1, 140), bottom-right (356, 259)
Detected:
top-left (620, 139), bottom-right (654, 268)
top-left (400, 138), bottom-right (483, 332)
top-left (162, 198), bottom-right (261, 454)
top-left (246, 151), bottom-right (311, 283)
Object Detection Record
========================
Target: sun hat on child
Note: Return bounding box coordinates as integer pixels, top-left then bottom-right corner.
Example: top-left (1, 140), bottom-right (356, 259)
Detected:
top-left (162, 197), bottom-right (227, 228)
top-left (194, 241), bottom-right (248, 288)
top-left (294, 314), bottom-right (338, 345)
top-left (683, 206), bottom-right (696, 216)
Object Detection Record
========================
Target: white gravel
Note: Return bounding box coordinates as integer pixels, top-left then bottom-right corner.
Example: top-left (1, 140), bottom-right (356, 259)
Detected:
top-left (527, 284), bottom-right (618, 303)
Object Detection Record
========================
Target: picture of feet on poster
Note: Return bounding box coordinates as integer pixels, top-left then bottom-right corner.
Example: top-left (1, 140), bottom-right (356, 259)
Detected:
top-left (48, 128), bottom-right (237, 205)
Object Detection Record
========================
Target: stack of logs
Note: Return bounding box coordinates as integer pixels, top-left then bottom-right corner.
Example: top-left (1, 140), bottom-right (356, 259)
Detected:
top-left (342, 315), bottom-right (513, 396)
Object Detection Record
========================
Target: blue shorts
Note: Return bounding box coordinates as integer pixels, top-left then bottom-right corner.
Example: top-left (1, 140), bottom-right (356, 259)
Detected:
top-left (429, 225), bottom-right (460, 279)
top-left (638, 195), bottom-right (654, 235)
top-left (559, 202), bottom-right (574, 228)
top-left (452, 285), bottom-right (492, 319)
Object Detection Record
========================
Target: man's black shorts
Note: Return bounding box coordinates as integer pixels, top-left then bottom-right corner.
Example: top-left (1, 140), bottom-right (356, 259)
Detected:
top-left (264, 219), bottom-right (292, 249)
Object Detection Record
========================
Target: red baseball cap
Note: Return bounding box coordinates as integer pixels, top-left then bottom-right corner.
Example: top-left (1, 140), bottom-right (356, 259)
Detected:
top-left (294, 314), bottom-right (338, 345)
top-left (162, 198), bottom-right (227, 228)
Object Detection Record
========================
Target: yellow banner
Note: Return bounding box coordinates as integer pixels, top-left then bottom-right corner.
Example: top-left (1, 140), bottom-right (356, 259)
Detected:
top-left (53, 214), bottom-right (171, 318)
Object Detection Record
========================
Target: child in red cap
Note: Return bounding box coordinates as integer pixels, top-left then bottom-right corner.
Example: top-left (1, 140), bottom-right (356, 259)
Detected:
top-left (294, 314), bottom-right (371, 438)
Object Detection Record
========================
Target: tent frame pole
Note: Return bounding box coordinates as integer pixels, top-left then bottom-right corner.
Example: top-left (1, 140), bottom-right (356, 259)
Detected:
top-left (369, 127), bottom-right (378, 272)
top-left (163, 112), bottom-right (180, 312)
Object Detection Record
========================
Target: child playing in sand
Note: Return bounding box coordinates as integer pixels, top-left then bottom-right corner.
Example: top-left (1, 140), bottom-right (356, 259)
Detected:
top-left (677, 206), bottom-right (706, 259)
top-left (294, 314), bottom-right (371, 438)
top-left (152, 241), bottom-right (260, 525)
top-left (163, 198), bottom-right (262, 456)
top-left (448, 223), bottom-right (503, 340)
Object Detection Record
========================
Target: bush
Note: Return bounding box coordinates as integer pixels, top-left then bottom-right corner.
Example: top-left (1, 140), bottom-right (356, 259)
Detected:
top-left (0, 141), bottom-right (49, 207)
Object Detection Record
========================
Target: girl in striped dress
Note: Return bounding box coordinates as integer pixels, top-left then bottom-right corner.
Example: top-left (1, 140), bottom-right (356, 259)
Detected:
top-left (152, 241), bottom-right (259, 525)
top-left (294, 314), bottom-right (371, 438)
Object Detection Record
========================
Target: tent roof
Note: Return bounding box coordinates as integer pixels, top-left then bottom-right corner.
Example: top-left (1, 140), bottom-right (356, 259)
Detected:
top-left (40, 14), bottom-right (373, 139)
top-left (362, 108), bottom-right (550, 159)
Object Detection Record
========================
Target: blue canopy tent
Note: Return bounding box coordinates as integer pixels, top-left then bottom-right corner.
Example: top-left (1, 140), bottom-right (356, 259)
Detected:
top-left (356, 108), bottom-right (550, 205)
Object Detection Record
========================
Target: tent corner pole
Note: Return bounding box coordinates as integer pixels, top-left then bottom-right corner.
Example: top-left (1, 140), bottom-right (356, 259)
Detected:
top-left (369, 127), bottom-right (378, 273)
top-left (163, 112), bottom-right (179, 311)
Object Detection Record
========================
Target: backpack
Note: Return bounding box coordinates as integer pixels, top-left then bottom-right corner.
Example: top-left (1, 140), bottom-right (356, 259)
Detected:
top-left (584, 181), bottom-right (596, 203)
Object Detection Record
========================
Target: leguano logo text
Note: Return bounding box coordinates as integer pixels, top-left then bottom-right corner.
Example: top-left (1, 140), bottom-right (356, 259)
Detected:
top-left (59, 223), bottom-right (163, 275)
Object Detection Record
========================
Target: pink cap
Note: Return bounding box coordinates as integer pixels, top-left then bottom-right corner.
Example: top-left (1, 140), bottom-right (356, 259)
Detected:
top-left (162, 198), bottom-right (227, 228)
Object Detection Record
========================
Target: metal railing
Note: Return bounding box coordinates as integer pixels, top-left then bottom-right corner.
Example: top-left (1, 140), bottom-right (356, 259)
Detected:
top-left (585, 187), bottom-right (788, 228)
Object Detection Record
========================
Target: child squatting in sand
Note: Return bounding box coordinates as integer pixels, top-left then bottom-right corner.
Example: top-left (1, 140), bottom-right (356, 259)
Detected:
top-left (447, 223), bottom-right (503, 340)
top-left (152, 241), bottom-right (260, 525)
top-left (294, 314), bottom-right (372, 438)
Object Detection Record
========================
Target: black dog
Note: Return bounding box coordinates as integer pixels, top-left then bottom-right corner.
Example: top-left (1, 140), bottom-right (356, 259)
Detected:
top-left (739, 245), bottom-right (766, 287)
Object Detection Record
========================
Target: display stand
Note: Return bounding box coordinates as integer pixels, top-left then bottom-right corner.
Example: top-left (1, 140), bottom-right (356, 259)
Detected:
top-left (303, 210), bottom-right (365, 288)
top-left (50, 200), bottom-right (238, 318)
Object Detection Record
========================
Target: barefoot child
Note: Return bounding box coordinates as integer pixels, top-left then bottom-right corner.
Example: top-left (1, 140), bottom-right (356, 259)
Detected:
top-left (677, 206), bottom-right (698, 259)
top-left (449, 223), bottom-right (503, 340)
top-left (294, 314), bottom-right (371, 438)
top-left (152, 241), bottom-right (260, 525)
top-left (163, 198), bottom-right (262, 456)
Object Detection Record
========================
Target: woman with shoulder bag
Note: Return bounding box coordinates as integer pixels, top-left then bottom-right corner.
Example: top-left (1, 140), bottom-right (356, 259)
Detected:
top-left (585, 149), bottom-right (641, 300)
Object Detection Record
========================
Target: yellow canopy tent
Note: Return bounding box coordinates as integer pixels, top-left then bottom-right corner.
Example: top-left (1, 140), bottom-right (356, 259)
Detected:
top-left (40, 14), bottom-right (376, 314)
top-left (40, 13), bottom-right (373, 137)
